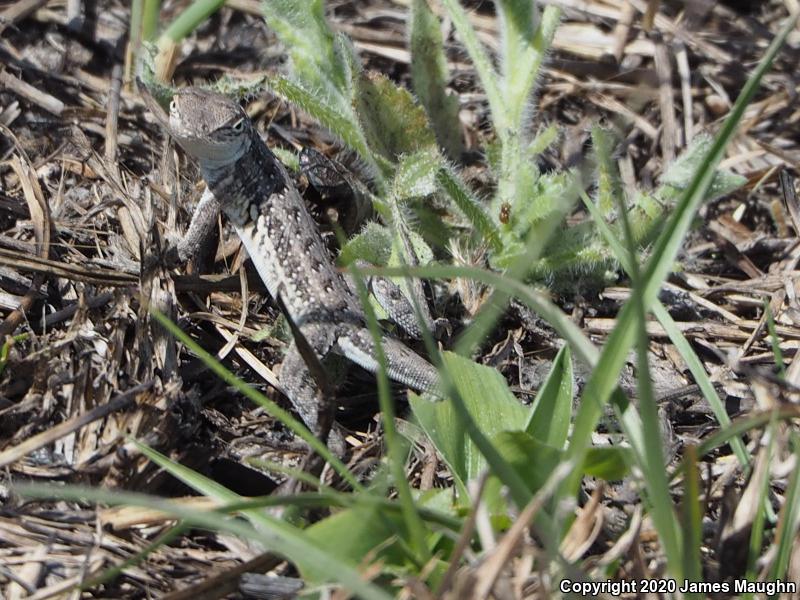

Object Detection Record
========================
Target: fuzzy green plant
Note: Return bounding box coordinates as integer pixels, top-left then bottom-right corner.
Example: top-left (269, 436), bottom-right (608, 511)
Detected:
top-left (252, 1), bottom-right (453, 301)
top-left (134, 0), bottom-right (745, 288)
top-left (258, 0), bottom-right (744, 292)
top-left (101, 3), bottom-right (796, 596)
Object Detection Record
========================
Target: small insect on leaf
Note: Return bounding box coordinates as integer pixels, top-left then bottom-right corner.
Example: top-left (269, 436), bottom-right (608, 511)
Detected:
top-left (499, 202), bottom-right (511, 224)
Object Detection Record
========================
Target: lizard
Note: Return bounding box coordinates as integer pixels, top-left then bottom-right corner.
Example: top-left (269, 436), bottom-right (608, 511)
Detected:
top-left (149, 86), bottom-right (441, 449)
top-left (168, 131), bottom-right (438, 341)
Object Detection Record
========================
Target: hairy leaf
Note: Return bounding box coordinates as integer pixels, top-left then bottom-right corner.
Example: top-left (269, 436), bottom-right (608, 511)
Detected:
top-left (526, 122), bottom-right (559, 159)
top-left (409, 0), bottom-right (463, 160)
top-left (592, 125), bottom-right (624, 218)
top-left (393, 148), bottom-right (443, 200)
top-left (436, 167), bottom-right (502, 253)
top-left (354, 71), bottom-right (437, 164)
top-left (263, 0), bottom-right (348, 100)
top-left (660, 134), bottom-right (746, 200)
top-left (266, 75), bottom-right (370, 165)
top-left (339, 221), bottom-right (393, 267)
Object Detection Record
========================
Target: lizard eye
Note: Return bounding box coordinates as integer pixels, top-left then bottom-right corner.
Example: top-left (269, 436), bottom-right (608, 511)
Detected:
top-left (169, 99), bottom-right (177, 113)
top-left (232, 118), bottom-right (245, 132)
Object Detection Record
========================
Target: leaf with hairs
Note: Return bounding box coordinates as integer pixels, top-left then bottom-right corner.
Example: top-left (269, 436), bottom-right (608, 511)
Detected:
top-left (263, 0), bottom-right (348, 99)
top-left (436, 167), bottom-right (502, 253)
top-left (409, 0), bottom-right (463, 160)
top-left (353, 71), bottom-right (437, 165)
top-left (339, 221), bottom-right (393, 266)
top-left (592, 125), bottom-right (624, 218)
top-left (660, 134), bottom-right (746, 200)
top-left (266, 75), bottom-right (370, 163)
top-left (393, 147), bottom-right (443, 200)
top-left (494, 3), bottom-right (559, 135)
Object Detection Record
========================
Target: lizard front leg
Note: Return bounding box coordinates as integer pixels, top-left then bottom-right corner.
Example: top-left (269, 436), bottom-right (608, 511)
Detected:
top-left (167, 187), bottom-right (220, 265)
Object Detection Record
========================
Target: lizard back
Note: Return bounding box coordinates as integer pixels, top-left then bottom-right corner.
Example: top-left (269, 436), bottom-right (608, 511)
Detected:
top-left (168, 88), bottom-right (359, 325)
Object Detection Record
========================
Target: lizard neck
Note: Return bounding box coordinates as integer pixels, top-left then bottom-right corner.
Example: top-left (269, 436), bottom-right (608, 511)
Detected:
top-left (198, 133), bottom-right (285, 226)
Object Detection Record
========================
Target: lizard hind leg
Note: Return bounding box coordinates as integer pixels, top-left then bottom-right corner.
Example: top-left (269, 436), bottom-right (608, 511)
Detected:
top-left (343, 260), bottom-right (436, 340)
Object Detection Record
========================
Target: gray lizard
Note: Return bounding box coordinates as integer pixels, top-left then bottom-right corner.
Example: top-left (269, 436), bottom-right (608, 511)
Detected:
top-left (152, 86), bottom-right (440, 447)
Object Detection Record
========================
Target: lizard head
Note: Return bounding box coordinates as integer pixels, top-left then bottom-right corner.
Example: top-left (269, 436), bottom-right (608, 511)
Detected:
top-left (167, 88), bottom-right (252, 166)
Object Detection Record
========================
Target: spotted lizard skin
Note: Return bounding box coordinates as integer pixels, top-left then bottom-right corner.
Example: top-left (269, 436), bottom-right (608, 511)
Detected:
top-left (165, 88), bottom-right (440, 446)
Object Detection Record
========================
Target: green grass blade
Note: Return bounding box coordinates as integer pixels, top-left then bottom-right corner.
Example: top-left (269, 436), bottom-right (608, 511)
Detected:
top-left (82, 522), bottom-right (188, 590)
top-left (680, 445), bottom-right (703, 591)
top-left (765, 301), bottom-right (786, 379)
top-left (768, 433), bottom-right (800, 585)
top-left (141, 0), bottom-right (160, 40)
top-left (136, 437), bottom-right (429, 582)
top-left (562, 14), bottom-right (796, 497)
top-left (745, 417), bottom-right (777, 586)
top-left (16, 483), bottom-right (394, 600)
top-left (246, 457), bottom-right (327, 489)
top-left (609, 138), bottom-right (682, 574)
top-left (359, 263), bottom-right (598, 368)
top-left (578, 185), bottom-right (749, 466)
top-left (160, 0), bottom-right (224, 43)
top-left (653, 303), bottom-right (749, 465)
top-left (149, 309), bottom-right (362, 490)
top-left (579, 151), bottom-right (741, 575)
top-left (525, 344), bottom-right (572, 449)
top-left (453, 205), bottom-right (572, 357)
top-left (347, 263), bottom-right (431, 564)
top-left (132, 439), bottom-right (257, 506)
top-left (694, 405), bottom-right (800, 460)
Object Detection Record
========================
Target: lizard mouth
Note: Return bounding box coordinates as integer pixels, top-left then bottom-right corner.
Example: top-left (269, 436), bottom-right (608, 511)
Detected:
top-left (168, 118), bottom-right (249, 166)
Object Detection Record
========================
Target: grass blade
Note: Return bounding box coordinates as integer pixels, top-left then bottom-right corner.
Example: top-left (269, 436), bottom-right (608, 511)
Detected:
top-left (160, 0), bottom-right (224, 43)
top-left (347, 263), bottom-right (431, 564)
top-left (360, 263), bottom-right (598, 368)
top-left (562, 13), bottom-right (797, 497)
top-left (680, 445), bottom-right (703, 590)
top-left (609, 132), bottom-right (682, 575)
top-left (525, 344), bottom-right (572, 449)
top-left (767, 433), bottom-right (800, 584)
top-left (579, 185), bottom-right (749, 466)
top-left (16, 483), bottom-right (394, 600)
top-left (149, 309), bottom-right (362, 490)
